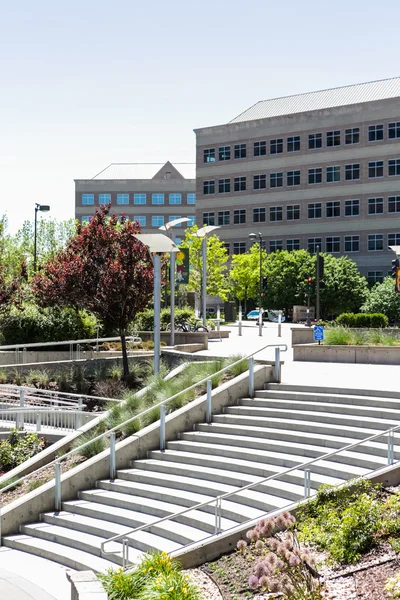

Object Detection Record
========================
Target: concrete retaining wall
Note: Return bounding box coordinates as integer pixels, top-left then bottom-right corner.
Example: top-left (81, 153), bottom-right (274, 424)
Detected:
top-left (67, 571), bottom-right (107, 600)
top-left (1, 364), bottom-right (273, 537)
top-left (294, 343), bottom-right (400, 364)
top-left (292, 327), bottom-right (400, 348)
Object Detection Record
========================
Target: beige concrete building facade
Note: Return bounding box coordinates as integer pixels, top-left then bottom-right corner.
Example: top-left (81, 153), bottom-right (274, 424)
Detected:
top-left (74, 161), bottom-right (196, 245)
top-left (194, 77), bottom-right (400, 282)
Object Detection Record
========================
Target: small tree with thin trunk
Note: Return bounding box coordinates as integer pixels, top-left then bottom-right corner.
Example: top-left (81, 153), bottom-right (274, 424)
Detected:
top-left (32, 206), bottom-right (154, 377)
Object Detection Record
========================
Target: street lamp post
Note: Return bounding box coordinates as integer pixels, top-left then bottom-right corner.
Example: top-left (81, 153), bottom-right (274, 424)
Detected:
top-left (196, 225), bottom-right (220, 328)
top-left (34, 203), bottom-right (50, 272)
top-left (248, 232), bottom-right (264, 337)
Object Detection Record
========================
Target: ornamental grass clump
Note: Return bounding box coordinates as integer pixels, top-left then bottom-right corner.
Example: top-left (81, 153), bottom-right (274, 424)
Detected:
top-left (239, 512), bottom-right (324, 599)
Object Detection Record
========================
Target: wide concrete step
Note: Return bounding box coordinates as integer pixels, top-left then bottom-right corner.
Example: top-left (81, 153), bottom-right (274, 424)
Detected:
top-left (199, 421), bottom-right (399, 459)
top-left (131, 459), bottom-right (308, 502)
top-left (19, 522), bottom-right (140, 566)
top-left (117, 468), bottom-right (295, 510)
top-left (148, 450), bottom-right (346, 488)
top-left (181, 430), bottom-right (395, 467)
top-left (166, 440), bottom-right (371, 479)
top-left (256, 389), bottom-right (400, 409)
top-left (242, 397), bottom-right (400, 420)
top-left (96, 478), bottom-right (269, 521)
top-left (62, 499), bottom-right (210, 544)
top-left (42, 511), bottom-right (191, 550)
top-left (79, 488), bottom-right (244, 530)
top-left (212, 413), bottom-right (381, 439)
top-left (225, 405), bottom-right (398, 430)
top-left (265, 383), bottom-right (400, 400)
top-left (2, 534), bottom-right (115, 572)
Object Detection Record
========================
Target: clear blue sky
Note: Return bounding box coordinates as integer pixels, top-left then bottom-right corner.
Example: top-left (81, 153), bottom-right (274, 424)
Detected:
top-left (1, 0), bottom-right (399, 232)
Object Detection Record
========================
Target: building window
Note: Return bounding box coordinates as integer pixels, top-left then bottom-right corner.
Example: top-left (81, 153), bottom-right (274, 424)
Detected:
top-left (99, 193), bottom-right (112, 205)
top-left (234, 144), bottom-right (246, 159)
top-left (308, 238), bottom-right (322, 254)
top-left (254, 141), bottom-right (266, 156)
top-left (152, 216), bottom-right (164, 227)
top-left (287, 239), bottom-right (300, 251)
top-left (82, 193), bottom-right (95, 205)
top-left (308, 203), bottom-right (322, 219)
top-left (308, 133), bottom-right (322, 149)
top-left (388, 233), bottom-right (400, 246)
top-left (218, 211), bottom-right (230, 226)
top-left (308, 168), bottom-right (322, 184)
top-left (169, 193), bottom-right (182, 204)
top-left (234, 209), bottom-right (246, 224)
top-left (326, 201), bottom-right (340, 218)
top-left (388, 122), bottom-right (400, 139)
top-left (344, 235), bottom-right (359, 252)
top-left (152, 193), bottom-right (165, 204)
top-left (203, 148), bottom-right (216, 163)
top-left (270, 206), bottom-right (283, 222)
top-left (169, 216), bottom-right (182, 226)
top-left (81, 216), bottom-right (90, 224)
top-left (223, 242), bottom-right (230, 255)
top-left (368, 161), bottom-right (384, 178)
top-left (368, 124), bottom-right (384, 142)
top-left (219, 146), bottom-right (231, 161)
top-left (270, 138), bottom-right (283, 154)
top-left (134, 193), bottom-right (146, 204)
top-left (218, 179), bottom-right (230, 193)
top-left (203, 181), bottom-right (215, 195)
top-left (345, 164), bottom-right (360, 180)
top-left (174, 237), bottom-right (182, 246)
top-left (327, 130), bottom-right (340, 146)
top-left (388, 159), bottom-right (400, 176)
top-left (187, 216), bottom-right (196, 226)
top-left (187, 193), bottom-right (196, 205)
top-left (269, 240), bottom-right (283, 252)
top-left (326, 165), bottom-right (340, 182)
top-left (367, 271), bottom-right (384, 284)
top-left (368, 234), bottom-right (384, 251)
top-left (253, 207), bottom-right (266, 223)
top-left (287, 204), bottom-right (300, 220)
top-left (234, 176), bottom-right (246, 192)
top-left (287, 136), bottom-right (300, 152)
top-left (134, 215), bottom-right (146, 227)
top-left (117, 193), bottom-right (129, 205)
top-left (368, 197), bottom-right (384, 215)
top-left (326, 236), bottom-right (340, 253)
top-left (203, 212), bottom-right (215, 226)
top-left (344, 199), bottom-right (360, 216)
top-left (388, 196), bottom-right (400, 213)
top-left (253, 174), bottom-right (266, 190)
top-left (233, 242), bottom-right (246, 254)
top-left (287, 170), bottom-right (300, 186)
top-left (345, 127), bottom-right (359, 144)
top-left (270, 172), bottom-right (283, 188)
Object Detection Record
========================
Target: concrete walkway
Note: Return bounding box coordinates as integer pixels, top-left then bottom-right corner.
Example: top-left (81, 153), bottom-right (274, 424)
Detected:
top-left (0, 548), bottom-right (70, 600)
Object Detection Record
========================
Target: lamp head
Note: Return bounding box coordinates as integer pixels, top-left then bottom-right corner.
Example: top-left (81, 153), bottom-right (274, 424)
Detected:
top-left (248, 233), bottom-right (257, 242)
top-left (36, 204), bottom-right (50, 212)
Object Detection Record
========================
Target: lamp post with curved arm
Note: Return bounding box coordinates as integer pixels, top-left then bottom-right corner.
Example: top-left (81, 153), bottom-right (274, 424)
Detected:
top-left (248, 232), bottom-right (264, 337)
top-left (34, 203), bottom-right (50, 272)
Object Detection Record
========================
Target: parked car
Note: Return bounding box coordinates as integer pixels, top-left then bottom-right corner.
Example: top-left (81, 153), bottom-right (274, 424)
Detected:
top-left (268, 310), bottom-right (286, 323)
top-left (246, 310), bottom-right (264, 321)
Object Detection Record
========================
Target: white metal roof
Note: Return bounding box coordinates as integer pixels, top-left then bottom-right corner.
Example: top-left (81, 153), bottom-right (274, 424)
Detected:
top-left (230, 77), bottom-right (400, 123)
top-left (92, 162), bottom-right (195, 180)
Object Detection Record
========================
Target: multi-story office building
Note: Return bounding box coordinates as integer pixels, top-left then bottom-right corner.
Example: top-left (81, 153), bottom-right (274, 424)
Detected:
top-left (195, 77), bottom-right (400, 282)
top-left (74, 161), bottom-right (196, 245)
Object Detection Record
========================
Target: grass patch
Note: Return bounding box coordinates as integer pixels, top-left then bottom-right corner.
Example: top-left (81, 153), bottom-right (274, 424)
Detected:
top-left (323, 326), bottom-right (400, 346)
top-left (72, 430), bottom-right (106, 459)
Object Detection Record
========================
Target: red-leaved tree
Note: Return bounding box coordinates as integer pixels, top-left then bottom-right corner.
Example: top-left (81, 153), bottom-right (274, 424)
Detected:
top-left (32, 206), bottom-right (154, 377)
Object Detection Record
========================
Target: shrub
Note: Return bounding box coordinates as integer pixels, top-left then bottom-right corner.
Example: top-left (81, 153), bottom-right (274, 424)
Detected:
top-left (0, 430), bottom-right (46, 473)
top-left (385, 572), bottom-right (400, 599)
top-left (324, 327), bottom-right (352, 346)
top-left (72, 431), bottom-right (106, 459)
top-left (336, 312), bottom-right (388, 328)
top-left (133, 306), bottom-right (195, 332)
top-left (92, 380), bottom-right (127, 399)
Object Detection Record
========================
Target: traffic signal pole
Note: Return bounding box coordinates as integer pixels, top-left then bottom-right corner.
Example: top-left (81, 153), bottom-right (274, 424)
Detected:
top-left (316, 245), bottom-right (320, 322)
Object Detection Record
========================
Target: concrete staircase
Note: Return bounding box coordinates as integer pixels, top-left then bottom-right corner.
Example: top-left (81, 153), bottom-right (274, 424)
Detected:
top-left (3, 383), bottom-right (400, 572)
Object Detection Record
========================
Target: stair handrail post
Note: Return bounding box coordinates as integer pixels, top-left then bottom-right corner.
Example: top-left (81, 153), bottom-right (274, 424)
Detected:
top-left (274, 347), bottom-right (281, 383)
top-left (206, 379), bottom-right (212, 424)
top-left (109, 432), bottom-right (116, 481)
top-left (55, 460), bottom-right (62, 512)
top-left (123, 538), bottom-right (129, 569)
top-left (304, 468), bottom-right (311, 498)
top-left (248, 357), bottom-right (254, 398)
top-left (388, 429), bottom-right (394, 465)
top-left (160, 405), bottom-right (166, 451)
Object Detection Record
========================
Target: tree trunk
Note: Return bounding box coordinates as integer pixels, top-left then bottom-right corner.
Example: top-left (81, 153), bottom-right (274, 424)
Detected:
top-left (120, 329), bottom-right (129, 378)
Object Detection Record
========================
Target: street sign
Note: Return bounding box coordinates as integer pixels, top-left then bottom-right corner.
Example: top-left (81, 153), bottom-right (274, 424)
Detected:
top-left (396, 267), bottom-right (400, 294)
top-left (313, 326), bottom-right (324, 341)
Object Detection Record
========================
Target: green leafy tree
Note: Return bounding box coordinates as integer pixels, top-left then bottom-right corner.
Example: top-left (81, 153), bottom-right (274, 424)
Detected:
top-left (361, 277), bottom-right (400, 323)
top-left (318, 254), bottom-right (368, 318)
top-left (263, 250), bottom-right (313, 313)
top-left (181, 225), bottom-right (229, 301)
top-left (230, 243), bottom-right (267, 313)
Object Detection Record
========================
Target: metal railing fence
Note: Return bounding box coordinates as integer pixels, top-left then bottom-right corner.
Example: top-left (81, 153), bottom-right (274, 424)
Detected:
top-left (0, 407), bottom-right (95, 432)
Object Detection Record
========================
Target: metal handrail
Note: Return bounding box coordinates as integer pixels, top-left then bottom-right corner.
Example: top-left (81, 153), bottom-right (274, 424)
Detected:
top-left (0, 384), bottom-right (122, 404)
top-left (0, 343), bottom-right (287, 497)
top-left (100, 420), bottom-right (400, 564)
top-left (0, 336), bottom-right (141, 351)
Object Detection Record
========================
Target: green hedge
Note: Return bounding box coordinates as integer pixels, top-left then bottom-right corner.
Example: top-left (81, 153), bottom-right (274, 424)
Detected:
top-left (336, 312), bottom-right (389, 328)
top-left (132, 306), bottom-right (195, 331)
top-left (0, 304), bottom-right (98, 345)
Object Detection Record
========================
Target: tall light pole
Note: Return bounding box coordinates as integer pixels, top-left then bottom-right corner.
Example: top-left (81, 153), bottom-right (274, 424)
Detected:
top-left (133, 233), bottom-right (179, 375)
top-left (159, 217), bottom-right (190, 346)
top-left (34, 203), bottom-right (50, 272)
top-left (248, 232), bottom-right (264, 337)
top-left (196, 225), bottom-right (220, 328)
